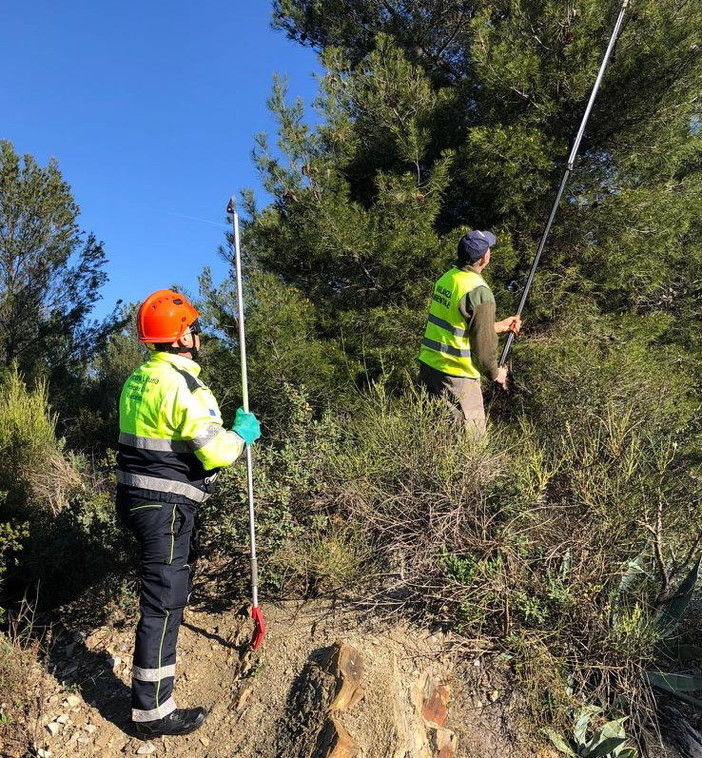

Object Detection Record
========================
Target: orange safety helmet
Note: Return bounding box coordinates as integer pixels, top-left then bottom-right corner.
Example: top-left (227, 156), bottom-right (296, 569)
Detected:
top-left (136, 289), bottom-right (200, 343)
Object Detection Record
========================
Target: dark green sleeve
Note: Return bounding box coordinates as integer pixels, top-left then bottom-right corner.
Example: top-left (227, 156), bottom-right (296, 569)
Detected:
top-left (460, 286), bottom-right (499, 380)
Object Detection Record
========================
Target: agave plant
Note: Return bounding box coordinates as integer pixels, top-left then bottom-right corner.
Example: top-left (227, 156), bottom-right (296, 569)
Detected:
top-left (546, 706), bottom-right (638, 757)
top-left (647, 557), bottom-right (702, 706)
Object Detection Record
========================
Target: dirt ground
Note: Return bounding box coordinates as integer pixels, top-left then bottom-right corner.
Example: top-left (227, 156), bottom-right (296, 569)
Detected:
top-left (8, 588), bottom-right (543, 758)
top-left (5, 568), bottom-right (697, 758)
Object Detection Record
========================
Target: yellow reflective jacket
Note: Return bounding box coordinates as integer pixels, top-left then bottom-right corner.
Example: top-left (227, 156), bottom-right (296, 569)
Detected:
top-left (116, 352), bottom-right (244, 505)
top-left (418, 268), bottom-right (488, 379)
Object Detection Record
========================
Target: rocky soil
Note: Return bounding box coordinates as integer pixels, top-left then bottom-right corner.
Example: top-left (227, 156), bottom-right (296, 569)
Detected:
top-left (4, 592), bottom-right (547, 758)
top-left (3, 567), bottom-right (698, 758)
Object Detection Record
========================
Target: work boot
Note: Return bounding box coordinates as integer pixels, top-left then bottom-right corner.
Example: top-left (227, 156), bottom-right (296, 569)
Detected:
top-left (134, 707), bottom-right (207, 738)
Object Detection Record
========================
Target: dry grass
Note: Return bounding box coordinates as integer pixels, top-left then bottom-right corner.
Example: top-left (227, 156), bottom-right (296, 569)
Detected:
top-left (29, 451), bottom-right (84, 516)
top-left (270, 388), bottom-right (700, 735)
top-left (0, 598), bottom-right (50, 757)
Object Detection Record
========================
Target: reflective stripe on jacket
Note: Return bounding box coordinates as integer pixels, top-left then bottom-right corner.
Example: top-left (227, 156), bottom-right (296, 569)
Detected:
top-left (117, 352), bottom-right (244, 505)
top-left (418, 268), bottom-right (488, 379)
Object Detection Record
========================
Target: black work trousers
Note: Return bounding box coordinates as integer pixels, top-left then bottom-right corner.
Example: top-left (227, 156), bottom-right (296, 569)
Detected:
top-left (118, 499), bottom-right (198, 723)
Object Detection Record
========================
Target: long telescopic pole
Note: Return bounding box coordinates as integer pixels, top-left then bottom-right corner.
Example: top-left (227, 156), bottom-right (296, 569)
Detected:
top-left (226, 196), bottom-right (266, 650)
top-left (499, 0), bottom-right (629, 366)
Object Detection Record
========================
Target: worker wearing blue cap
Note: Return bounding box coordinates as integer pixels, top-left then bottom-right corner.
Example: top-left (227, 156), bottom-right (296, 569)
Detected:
top-left (418, 230), bottom-right (521, 433)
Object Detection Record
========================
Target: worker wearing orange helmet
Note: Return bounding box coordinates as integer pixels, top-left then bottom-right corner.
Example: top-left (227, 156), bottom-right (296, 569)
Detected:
top-left (116, 289), bottom-right (260, 738)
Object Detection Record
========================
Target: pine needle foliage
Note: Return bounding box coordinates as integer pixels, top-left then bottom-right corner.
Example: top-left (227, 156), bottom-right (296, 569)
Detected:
top-left (217, 0), bottom-right (702, 400)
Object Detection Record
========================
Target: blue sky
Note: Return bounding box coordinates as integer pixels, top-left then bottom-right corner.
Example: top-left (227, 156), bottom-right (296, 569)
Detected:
top-left (1, 1), bottom-right (320, 320)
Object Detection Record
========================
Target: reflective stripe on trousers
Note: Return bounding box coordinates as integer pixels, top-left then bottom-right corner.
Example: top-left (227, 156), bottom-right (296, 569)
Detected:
top-left (119, 500), bottom-right (198, 721)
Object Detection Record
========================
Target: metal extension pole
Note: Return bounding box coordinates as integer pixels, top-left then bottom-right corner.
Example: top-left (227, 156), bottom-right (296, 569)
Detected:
top-left (226, 195), bottom-right (266, 650)
top-left (499, 0), bottom-right (629, 365)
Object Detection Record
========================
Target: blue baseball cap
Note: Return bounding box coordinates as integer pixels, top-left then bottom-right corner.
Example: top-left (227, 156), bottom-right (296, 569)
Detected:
top-left (457, 230), bottom-right (497, 262)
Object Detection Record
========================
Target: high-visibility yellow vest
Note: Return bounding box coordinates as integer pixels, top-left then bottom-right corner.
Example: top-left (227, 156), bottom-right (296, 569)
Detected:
top-left (117, 352), bottom-right (244, 505)
top-left (418, 268), bottom-right (488, 379)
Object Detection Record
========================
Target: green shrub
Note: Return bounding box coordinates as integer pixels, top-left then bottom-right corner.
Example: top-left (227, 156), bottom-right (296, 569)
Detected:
top-left (546, 706), bottom-right (638, 757)
top-left (509, 303), bottom-right (697, 445)
top-left (0, 518), bottom-right (29, 624)
top-left (0, 368), bottom-right (129, 619)
top-left (199, 382), bottom-right (342, 593)
top-left (0, 367), bottom-right (76, 514)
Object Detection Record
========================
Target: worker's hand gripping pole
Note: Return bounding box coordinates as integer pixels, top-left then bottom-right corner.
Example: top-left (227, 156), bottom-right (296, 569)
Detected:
top-left (499, 0), bottom-right (630, 367)
top-left (227, 196), bottom-right (266, 651)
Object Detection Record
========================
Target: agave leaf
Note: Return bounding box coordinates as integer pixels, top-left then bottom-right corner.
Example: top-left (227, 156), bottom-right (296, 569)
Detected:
top-left (660, 641), bottom-right (702, 661)
top-left (655, 558), bottom-right (701, 636)
top-left (620, 553), bottom-right (654, 588)
top-left (584, 736), bottom-right (627, 757)
top-left (613, 552), bottom-right (654, 627)
top-left (574, 706), bottom-right (601, 746)
top-left (652, 688), bottom-right (702, 708)
top-left (559, 547), bottom-right (573, 579)
top-left (545, 729), bottom-right (577, 756)
top-left (619, 748), bottom-right (638, 758)
top-left (598, 717), bottom-right (627, 740)
top-left (647, 671), bottom-right (702, 707)
top-left (647, 671), bottom-right (702, 692)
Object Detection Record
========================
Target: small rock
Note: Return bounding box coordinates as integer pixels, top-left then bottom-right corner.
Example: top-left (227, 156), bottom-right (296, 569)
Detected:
top-left (488, 690), bottom-right (499, 702)
top-left (56, 714), bottom-right (70, 725)
top-left (64, 694), bottom-right (81, 708)
top-left (107, 656), bottom-right (122, 670)
top-left (200, 736), bottom-right (210, 746)
top-left (236, 686), bottom-right (253, 711)
top-left (431, 726), bottom-right (457, 758)
top-left (93, 730), bottom-right (112, 750)
top-left (37, 749), bottom-right (52, 758)
top-left (137, 741), bottom-right (156, 755)
top-left (46, 723), bottom-right (61, 737)
top-left (84, 724), bottom-right (97, 734)
top-left (72, 711), bottom-right (86, 727)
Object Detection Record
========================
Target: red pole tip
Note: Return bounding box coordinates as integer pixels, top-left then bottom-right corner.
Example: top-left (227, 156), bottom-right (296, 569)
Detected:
top-left (250, 606), bottom-right (267, 650)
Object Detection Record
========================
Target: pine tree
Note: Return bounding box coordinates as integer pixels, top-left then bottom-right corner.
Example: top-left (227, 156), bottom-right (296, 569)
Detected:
top-left (0, 141), bottom-right (122, 384)
top-left (214, 1), bottom-right (701, 400)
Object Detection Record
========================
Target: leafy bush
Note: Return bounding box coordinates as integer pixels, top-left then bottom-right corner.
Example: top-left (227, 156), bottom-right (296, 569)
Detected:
top-left (219, 375), bottom-right (694, 733)
top-left (0, 518), bottom-right (29, 624)
top-left (0, 367), bottom-right (77, 514)
top-left (508, 302), bottom-right (697, 444)
top-left (199, 382), bottom-right (342, 593)
top-left (0, 368), bottom-right (129, 619)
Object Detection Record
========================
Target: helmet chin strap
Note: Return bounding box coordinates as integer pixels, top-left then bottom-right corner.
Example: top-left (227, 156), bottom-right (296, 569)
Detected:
top-left (175, 339), bottom-right (199, 362)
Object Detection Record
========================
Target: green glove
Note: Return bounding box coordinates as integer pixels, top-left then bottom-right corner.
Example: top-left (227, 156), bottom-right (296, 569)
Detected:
top-left (232, 407), bottom-right (261, 446)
